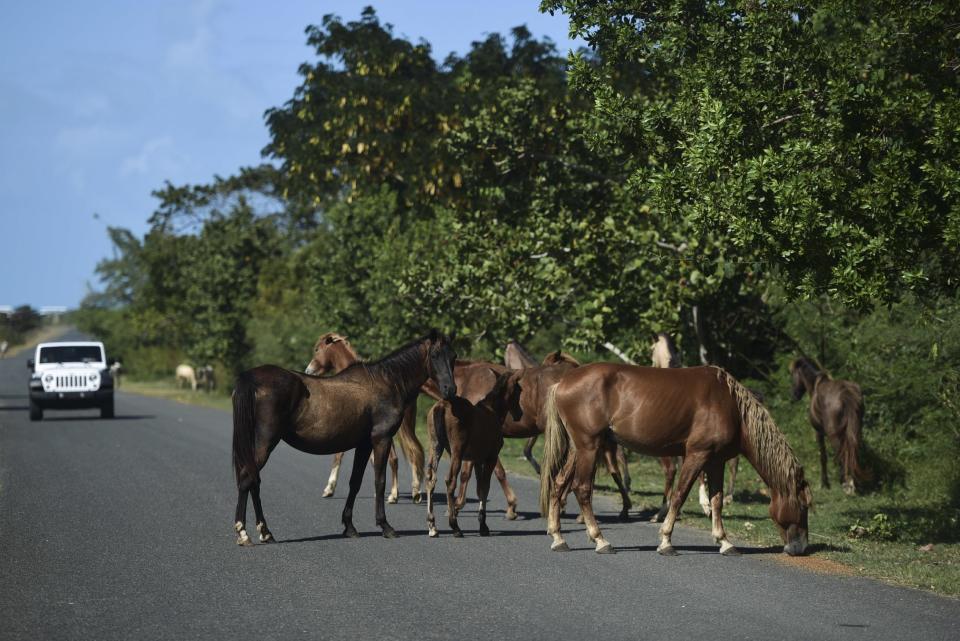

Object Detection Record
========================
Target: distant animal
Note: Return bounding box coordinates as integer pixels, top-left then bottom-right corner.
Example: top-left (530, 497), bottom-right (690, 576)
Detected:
top-left (197, 365), bottom-right (216, 392)
top-left (109, 360), bottom-right (122, 388)
top-left (231, 330), bottom-right (457, 545)
top-left (0, 340), bottom-right (8, 358)
top-left (790, 356), bottom-right (865, 495)
top-left (540, 363), bottom-right (812, 556)
top-left (305, 332), bottom-right (423, 504)
top-left (175, 364), bottom-right (197, 391)
top-left (425, 370), bottom-right (524, 537)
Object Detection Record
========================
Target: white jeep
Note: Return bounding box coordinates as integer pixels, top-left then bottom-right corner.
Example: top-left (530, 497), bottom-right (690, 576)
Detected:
top-left (28, 341), bottom-right (115, 421)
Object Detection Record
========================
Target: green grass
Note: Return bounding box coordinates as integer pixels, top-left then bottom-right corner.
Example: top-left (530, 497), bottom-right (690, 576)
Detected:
top-left (126, 379), bottom-right (960, 597)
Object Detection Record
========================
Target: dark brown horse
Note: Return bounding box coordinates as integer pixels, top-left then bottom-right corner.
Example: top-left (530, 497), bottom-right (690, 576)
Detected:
top-left (426, 370), bottom-right (524, 537)
top-left (305, 332), bottom-right (424, 503)
top-left (790, 356), bottom-right (865, 495)
top-left (231, 330), bottom-right (456, 544)
top-left (540, 363), bottom-right (811, 556)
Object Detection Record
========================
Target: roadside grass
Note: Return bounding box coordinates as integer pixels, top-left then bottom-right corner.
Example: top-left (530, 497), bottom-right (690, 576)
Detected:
top-left (126, 380), bottom-right (960, 597)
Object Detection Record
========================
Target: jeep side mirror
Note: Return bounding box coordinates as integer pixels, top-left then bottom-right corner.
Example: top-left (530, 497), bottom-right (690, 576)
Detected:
top-left (27, 359), bottom-right (34, 370)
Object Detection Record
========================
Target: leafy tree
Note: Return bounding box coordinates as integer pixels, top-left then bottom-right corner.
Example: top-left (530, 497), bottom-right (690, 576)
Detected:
top-left (543, 0), bottom-right (960, 307)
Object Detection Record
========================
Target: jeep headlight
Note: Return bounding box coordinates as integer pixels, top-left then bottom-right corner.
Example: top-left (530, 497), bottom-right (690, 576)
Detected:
top-left (43, 374), bottom-right (54, 383)
top-left (89, 372), bottom-right (100, 385)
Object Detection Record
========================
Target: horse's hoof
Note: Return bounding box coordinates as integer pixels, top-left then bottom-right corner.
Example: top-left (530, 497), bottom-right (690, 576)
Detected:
top-left (618, 510), bottom-right (630, 522)
top-left (342, 525), bottom-right (359, 539)
top-left (382, 526), bottom-right (398, 539)
top-left (387, 495), bottom-right (398, 504)
top-left (413, 493), bottom-right (423, 504)
top-left (596, 542), bottom-right (615, 554)
top-left (428, 528), bottom-right (438, 538)
top-left (550, 540), bottom-right (570, 552)
top-left (236, 535), bottom-right (253, 547)
top-left (720, 542), bottom-right (741, 556)
top-left (479, 525), bottom-right (490, 537)
top-left (322, 488), bottom-right (335, 498)
top-left (657, 544), bottom-right (678, 556)
top-left (258, 533), bottom-right (275, 543)
top-left (505, 507), bottom-right (518, 521)
top-left (452, 529), bottom-right (464, 538)
top-left (575, 514), bottom-right (585, 524)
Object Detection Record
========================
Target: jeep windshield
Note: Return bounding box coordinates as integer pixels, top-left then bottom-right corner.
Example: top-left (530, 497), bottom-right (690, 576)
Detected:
top-left (39, 346), bottom-right (103, 364)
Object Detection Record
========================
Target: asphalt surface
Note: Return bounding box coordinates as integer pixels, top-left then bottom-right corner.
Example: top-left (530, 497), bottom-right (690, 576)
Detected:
top-left (1, 331), bottom-right (957, 640)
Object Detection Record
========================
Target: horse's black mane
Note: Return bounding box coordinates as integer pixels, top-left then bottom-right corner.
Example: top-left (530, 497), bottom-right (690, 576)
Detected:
top-left (340, 330), bottom-right (442, 382)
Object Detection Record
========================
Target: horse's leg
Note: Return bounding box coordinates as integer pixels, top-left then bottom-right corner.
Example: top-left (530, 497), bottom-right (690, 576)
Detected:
top-left (341, 444), bottom-right (373, 538)
top-left (387, 442), bottom-right (400, 504)
top-left (698, 473), bottom-right (712, 517)
top-left (522, 435), bottom-right (541, 475)
top-left (652, 456), bottom-right (676, 523)
top-left (492, 458), bottom-right (519, 520)
top-left (234, 482), bottom-right (253, 546)
top-left (426, 444), bottom-right (441, 537)
top-left (322, 451), bottom-right (345, 497)
top-left (547, 449), bottom-right (577, 551)
top-left (371, 436), bottom-right (398, 538)
top-left (571, 442), bottom-right (613, 554)
top-left (476, 459), bottom-right (494, 536)
top-left (454, 460), bottom-right (472, 515)
top-left (601, 438), bottom-right (631, 521)
top-left (815, 430), bottom-right (830, 489)
top-left (705, 458), bottom-right (738, 555)
top-left (658, 451), bottom-right (709, 556)
top-left (251, 483), bottom-right (274, 543)
top-left (446, 452), bottom-right (464, 537)
top-left (617, 445), bottom-right (631, 493)
top-left (398, 405), bottom-right (424, 503)
top-left (724, 456), bottom-right (739, 505)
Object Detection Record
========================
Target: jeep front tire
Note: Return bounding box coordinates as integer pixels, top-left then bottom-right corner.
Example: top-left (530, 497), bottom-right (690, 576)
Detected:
top-left (29, 399), bottom-right (43, 421)
top-left (100, 395), bottom-right (115, 419)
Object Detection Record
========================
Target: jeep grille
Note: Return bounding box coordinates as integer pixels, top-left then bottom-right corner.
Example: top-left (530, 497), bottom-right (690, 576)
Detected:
top-left (56, 374), bottom-right (91, 390)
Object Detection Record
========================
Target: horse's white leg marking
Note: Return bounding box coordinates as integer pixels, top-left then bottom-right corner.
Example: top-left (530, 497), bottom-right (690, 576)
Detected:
top-left (711, 491), bottom-right (738, 556)
top-left (657, 507), bottom-right (678, 554)
top-left (698, 479), bottom-right (712, 516)
top-left (256, 521), bottom-right (274, 543)
top-left (322, 457), bottom-right (341, 497)
top-left (234, 521), bottom-right (252, 546)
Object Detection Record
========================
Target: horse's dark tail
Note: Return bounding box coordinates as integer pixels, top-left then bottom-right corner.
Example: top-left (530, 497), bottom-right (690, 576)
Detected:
top-left (840, 391), bottom-right (866, 483)
top-left (232, 370), bottom-right (260, 487)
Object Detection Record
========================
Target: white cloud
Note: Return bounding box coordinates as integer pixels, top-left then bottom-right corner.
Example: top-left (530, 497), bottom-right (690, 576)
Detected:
top-left (119, 136), bottom-right (175, 177)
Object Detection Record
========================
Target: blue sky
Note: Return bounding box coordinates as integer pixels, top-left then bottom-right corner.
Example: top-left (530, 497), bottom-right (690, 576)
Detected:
top-left (0, 1), bottom-right (581, 309)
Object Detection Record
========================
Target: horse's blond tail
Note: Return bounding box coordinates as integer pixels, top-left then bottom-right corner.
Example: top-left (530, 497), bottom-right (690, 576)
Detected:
top-left (539, 383), bottom-right (570, 516)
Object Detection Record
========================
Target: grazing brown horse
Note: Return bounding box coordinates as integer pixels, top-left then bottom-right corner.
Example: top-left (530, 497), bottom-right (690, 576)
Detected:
top-left (231, 330), bottom-right (456, 545)
top-left (790, 356), bottom-right (865, 495)
top-left (540, 363), bottom-right (812, 556)
top-left (305, 332), bottom-right (424, 503)
top-left (426, 370), bottom-right (524, 537)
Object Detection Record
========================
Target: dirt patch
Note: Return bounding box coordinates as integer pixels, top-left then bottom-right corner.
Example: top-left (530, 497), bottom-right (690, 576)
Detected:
top-left (771, 553), bottom-right (857, 576)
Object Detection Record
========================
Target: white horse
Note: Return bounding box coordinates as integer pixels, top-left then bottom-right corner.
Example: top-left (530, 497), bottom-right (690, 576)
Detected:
top-left (175, 364), bottom-right (197, 391)
top-left (109, 361), bottom-right (122, 388)
top-left (0, 340), bottom-right (8, 359)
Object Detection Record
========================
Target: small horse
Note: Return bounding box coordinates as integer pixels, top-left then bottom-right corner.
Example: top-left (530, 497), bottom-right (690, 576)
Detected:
top-left (0, 340), bottom-right (9, 359)
top-left (305, 332), bottom-right (423, 503)
top-left (231, 330), bottom-right (456, 544)
top-left (197, 365), bottom-right (216, 392)
top-left (540, 363), bottom-right (811, 556)
top-left (425, 370), bottom-right (524, 537)
top-left (790, 356), bottom-right (865, 495)
top-left (175, 364), bottom-right (197, 391)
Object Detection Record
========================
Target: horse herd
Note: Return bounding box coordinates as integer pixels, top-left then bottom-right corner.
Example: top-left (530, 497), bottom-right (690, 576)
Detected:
top-left (231, 329), bottom-right (864, 557)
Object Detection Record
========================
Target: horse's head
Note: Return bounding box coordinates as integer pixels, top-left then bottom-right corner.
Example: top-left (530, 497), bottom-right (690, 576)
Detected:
top-left (487, 369), bottom-right (524, 422)
top-left (769, 477), bottom-right (812, 556)
top-left (788, 358), bottom-right (809, 401)
top-left (426, 329), bottom-right (457, 400)
top-left (305, 332), bottom-right (353, 375)
top-left (542, 350), bottom-right (580, 368)
top-left (651, 332), bottom-right (681, 368)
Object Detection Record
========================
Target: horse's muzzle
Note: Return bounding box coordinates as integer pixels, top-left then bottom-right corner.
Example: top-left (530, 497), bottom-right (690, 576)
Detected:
top-left (783, 533), bottom-right (808, 556)
top-left (441, 384), bottom-right (457, 401)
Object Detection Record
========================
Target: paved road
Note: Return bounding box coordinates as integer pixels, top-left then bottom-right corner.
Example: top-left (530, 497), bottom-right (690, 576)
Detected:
top-left (1, 332), bottom-right (957, 640)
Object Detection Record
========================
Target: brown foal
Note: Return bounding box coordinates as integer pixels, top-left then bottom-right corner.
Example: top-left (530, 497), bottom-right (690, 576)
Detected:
top-left (425, 370), bottom-right (524, 537)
